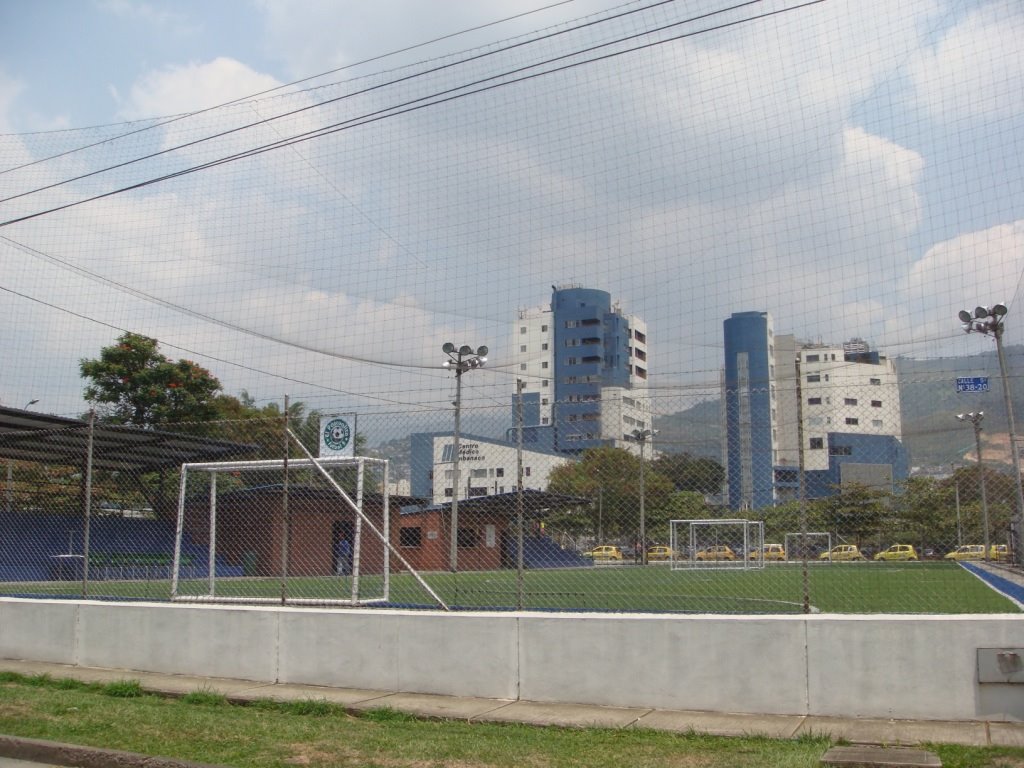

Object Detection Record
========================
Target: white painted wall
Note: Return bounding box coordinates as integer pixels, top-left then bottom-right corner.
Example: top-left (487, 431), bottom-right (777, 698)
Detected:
top-left (1, 598), bottom-right (1021, 722)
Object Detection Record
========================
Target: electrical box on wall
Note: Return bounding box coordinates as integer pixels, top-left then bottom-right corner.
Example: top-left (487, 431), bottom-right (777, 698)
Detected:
top-left (977, 648), bottom-right (1024, 684)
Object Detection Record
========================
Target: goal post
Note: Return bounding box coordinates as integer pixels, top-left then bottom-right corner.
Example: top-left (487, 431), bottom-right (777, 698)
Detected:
top-left (670, 519), bottom-right (764, 570)
top-left (170, 455), bottom-right (400, 607)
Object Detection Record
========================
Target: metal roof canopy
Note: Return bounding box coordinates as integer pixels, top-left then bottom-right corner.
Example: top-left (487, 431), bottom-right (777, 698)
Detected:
top-left (406, 489), bottom-right (591, 519)
top-left (0, 406), bottom-right (257, 472)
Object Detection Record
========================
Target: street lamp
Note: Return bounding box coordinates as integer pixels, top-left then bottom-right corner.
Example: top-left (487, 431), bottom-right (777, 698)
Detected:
top-left (442, 342), bottom-right (488, 572)
top-left (957, 412), bottom-right (990, 561)
top-left (959, 303), bottom-right (1024, 563)
top-left (631, 428), bottom-right (657, 566)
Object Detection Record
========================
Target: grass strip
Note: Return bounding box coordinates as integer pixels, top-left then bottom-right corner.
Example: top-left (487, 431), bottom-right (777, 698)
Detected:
top-left (2, 672), bottom-right (1023, 767)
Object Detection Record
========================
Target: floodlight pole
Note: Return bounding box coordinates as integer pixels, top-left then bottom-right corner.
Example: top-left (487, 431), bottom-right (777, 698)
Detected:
top-left (959, 303), bottom-right (1024, 563)
top-left (442, 342), bottom-right (488, 572)
top-left (631, 428), bottom-right (656, 566)
top-left (957, 412), bottom-right (990, 561)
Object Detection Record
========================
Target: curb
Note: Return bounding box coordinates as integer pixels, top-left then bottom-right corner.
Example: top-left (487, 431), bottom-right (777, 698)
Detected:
top-left (0, 735), bottom-right (229, 768)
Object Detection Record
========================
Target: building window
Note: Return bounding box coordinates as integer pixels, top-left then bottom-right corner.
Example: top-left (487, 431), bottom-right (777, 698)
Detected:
top-left (542, 380), bottom-right (549, 387)
top-left (807, 374), bottom-right (820, 383)
top-left (634, 331), bottom-right (646, 343)
top-left (471, 468), bottom-right (488, 478)
top-left (871, 400), bottom-right (882, 408)
top-left (520, 345), bottom-right (527, 353)
top-left (496, 468), bottom-right (504, 477)
top-left (399, 527), bottom-right (422, 548)
top-left (635, 349), bottom-right (646, 361)
top-left (541, 417), bottom-right (549, 424)
top-left (846, 417), bottom-right (859, 425)
top-left (870, 378), bottom-right (881, 385)
top-left (541, 361), bottom-right (548, 369)
top-left (809, 437), bottom-right (824, 449)
top-left (541, 325), bottom-right (548, 332)
top-left (541, 398), bottom-right (548, 405)
top-left (444, 488), bottom-right (453, 497)
top-left (635, 367), bottom-right (647, 379)
top-left (541, 343), bottom-right (549, 350)
top-left (830, 445), bottom-right (852, 456)
top-left (468, 487), bottom-right (488, 497)
top-left (520, 363), bottom-right (527, 370)
top-left (525, 467), bottom-right (531, 476)
top-left (806, 354), bottom-right (820, 363)
top-left (520, 326), bottom-right (527, 334)
top-left (844, 398), bottom-right (857, 406)
top-left (808, 397), bottom-right (822, 405)
top-left (568, 357), bottom-right (577, 365)
top-left (872, 419), bottom-right (883, 427)
top-left (457, 528), bottom-right (477, 548)
top-left (565, 320), bottom-right (577, 328)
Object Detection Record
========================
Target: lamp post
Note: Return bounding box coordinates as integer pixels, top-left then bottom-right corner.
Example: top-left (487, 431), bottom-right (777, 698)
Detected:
top-left (957, 412), bottom-right (990, 561)
top-left (631, 428), bottom-right (657, 566)
top-left (959, 304), bottom-right (1024, 563)
top-left (442, 342), bottom-right (487, 572)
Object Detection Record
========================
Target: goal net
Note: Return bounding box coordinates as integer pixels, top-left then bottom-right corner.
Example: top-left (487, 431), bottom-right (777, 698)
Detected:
top-left (784, 532), bottom-right (832, 563)
top-left (670, 519), bottom-right (764, 570)
top-left (170, 455), bottom-right (392, 606)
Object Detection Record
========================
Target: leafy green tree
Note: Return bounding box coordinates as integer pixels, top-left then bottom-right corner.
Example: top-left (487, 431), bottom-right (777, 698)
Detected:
top-left (546, 446), bottom-right (674, 539)
top-left (820, 482), bottom-right (889, 548)
top-left (650, 453), bottom-right (725, 496)
top-left (80, 333), bottom-right (221, 429)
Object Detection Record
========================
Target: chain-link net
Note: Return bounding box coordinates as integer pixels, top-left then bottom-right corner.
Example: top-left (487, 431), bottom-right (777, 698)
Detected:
top-left (1, 391), bottom-right (1020, 614)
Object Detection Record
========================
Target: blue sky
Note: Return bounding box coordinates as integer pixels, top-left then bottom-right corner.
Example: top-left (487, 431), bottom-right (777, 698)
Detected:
top-left (0, 0), bottom-right (1022, 425)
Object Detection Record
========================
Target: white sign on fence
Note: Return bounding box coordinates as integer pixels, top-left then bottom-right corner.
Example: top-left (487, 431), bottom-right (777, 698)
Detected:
top-left (320, 414), bottom-right (356, 457)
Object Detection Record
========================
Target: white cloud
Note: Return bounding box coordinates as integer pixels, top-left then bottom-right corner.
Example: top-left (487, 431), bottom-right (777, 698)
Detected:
top-left (910, 2), bottom-right (1024, 124)
top-left (117, 57), bottom-right (282, 120)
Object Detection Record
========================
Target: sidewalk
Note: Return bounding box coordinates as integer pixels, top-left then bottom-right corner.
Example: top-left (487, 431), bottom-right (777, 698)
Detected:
top-left (1, 658), bottom-right (1022, 752)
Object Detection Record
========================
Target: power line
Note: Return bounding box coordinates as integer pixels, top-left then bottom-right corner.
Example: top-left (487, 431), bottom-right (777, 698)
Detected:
top-left (0, 0), bottom-right (786, 226)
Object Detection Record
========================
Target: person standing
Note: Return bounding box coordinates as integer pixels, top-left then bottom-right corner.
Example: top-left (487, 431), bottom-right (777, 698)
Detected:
top-left (335, 534), bottom-right (352, 576)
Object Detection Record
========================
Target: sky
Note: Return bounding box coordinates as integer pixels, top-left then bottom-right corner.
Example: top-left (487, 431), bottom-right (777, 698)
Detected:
top-left (0, 0), bottom-right (1022, 443)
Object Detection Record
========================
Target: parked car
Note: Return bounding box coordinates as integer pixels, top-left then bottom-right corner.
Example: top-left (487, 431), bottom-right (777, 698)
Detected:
top-left (874, 544), bottom-right (919, 562)
top-left (646, 545), bottom-right (676, 562)
top-left (749, 543), bottom-right (786, 561)
top-left (819, 544), bottom-right (867, 561)
top-left (584, 545), bottom-right (623, 561)
top-left (944, 544), bottom-right (985, 561)
top-left (990, 544), bottom-right (1010, 562)
top-left (696, 545), bottom-right (737, 561)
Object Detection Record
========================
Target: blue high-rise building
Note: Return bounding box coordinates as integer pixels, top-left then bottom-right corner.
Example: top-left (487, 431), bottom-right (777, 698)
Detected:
top-left (723, 311), bottom-right (907, 509)
top-left (513, 286), bottom-right (651, 454)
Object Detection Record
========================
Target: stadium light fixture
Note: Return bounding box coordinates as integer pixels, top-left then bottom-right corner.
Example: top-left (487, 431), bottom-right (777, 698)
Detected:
top-left (956, 412), bottom-right (990, 561)
top-left (631, 428), bottom-right (658, 566)
top-left (441, 342), bottom-right (488, 572)
top-left (958, 302), bottom-right (1023, 564)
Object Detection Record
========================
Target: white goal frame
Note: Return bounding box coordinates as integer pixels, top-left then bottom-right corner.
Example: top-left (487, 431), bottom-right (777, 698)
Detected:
top-left (670, 518), bottom-right (764, 570)
top-left (784, 531), bottom-right (832, 563)
top-left (171, 456), bottom-right (391, 606)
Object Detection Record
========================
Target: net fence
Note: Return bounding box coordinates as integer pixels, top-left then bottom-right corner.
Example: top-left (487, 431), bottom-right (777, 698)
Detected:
top-left (1, 1), bottom-right (1023, 613)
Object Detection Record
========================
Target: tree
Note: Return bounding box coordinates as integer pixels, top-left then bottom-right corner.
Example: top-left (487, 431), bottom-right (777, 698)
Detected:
top-left (650, 453), bottom-right (725, 496)
top-left (80, 333), bottom-right (222, 429)
top-left (820, 483), bottom-right (889, 548)
top-left (546, 446), bottom-right (674, 539)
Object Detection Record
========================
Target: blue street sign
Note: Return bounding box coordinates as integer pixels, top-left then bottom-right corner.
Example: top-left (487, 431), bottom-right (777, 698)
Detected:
top-left (956, 376), bottom-right (990, 393)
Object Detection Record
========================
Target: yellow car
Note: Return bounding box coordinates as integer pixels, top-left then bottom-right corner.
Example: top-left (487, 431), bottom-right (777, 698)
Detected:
top-left (990, 544), bottom-right (1010, 562)
top-left (944, 545), bottom-right (985, 561)
top-left (584, 545), bottom-right (623, 561)
top-left (646, 546), bottom-right (676, 562)
top-left (819, 544), bottom-right (867, 562)
top-left (749, 544), bottom-right (786, 561)
top-left (696, 545), bottom-right (736, 561)
top-left (874, 544), bottom-right (919, 562)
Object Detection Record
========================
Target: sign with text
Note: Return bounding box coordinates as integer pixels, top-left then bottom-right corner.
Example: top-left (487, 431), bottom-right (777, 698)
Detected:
top-left (956, 376), bottom-right (990, 393)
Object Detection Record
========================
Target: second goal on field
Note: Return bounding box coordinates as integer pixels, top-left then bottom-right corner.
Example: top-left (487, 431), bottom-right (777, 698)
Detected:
top-left (669, 519), bottom-right (764, 570)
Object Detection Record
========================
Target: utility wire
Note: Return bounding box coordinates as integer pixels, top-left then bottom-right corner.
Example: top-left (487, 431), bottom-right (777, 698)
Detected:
top-left (0, 0), bottom-right (580, 177)
top-left (0, 0), bottom-right (691, 206)
top-left (1, 1), bottom-right (827, 229)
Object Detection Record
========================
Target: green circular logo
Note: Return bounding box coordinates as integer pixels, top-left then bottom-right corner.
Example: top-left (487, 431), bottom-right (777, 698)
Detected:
top-left (323, 418), bottom-right (352, 451)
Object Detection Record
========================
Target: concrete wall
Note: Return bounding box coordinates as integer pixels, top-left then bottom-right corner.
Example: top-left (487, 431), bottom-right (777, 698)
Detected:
top-left (2, 598), bottom-right (1021, 722)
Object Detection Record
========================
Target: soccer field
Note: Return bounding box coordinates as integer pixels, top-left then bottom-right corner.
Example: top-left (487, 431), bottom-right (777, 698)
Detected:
top-left (5, 561), bottom-right (1019, 614)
